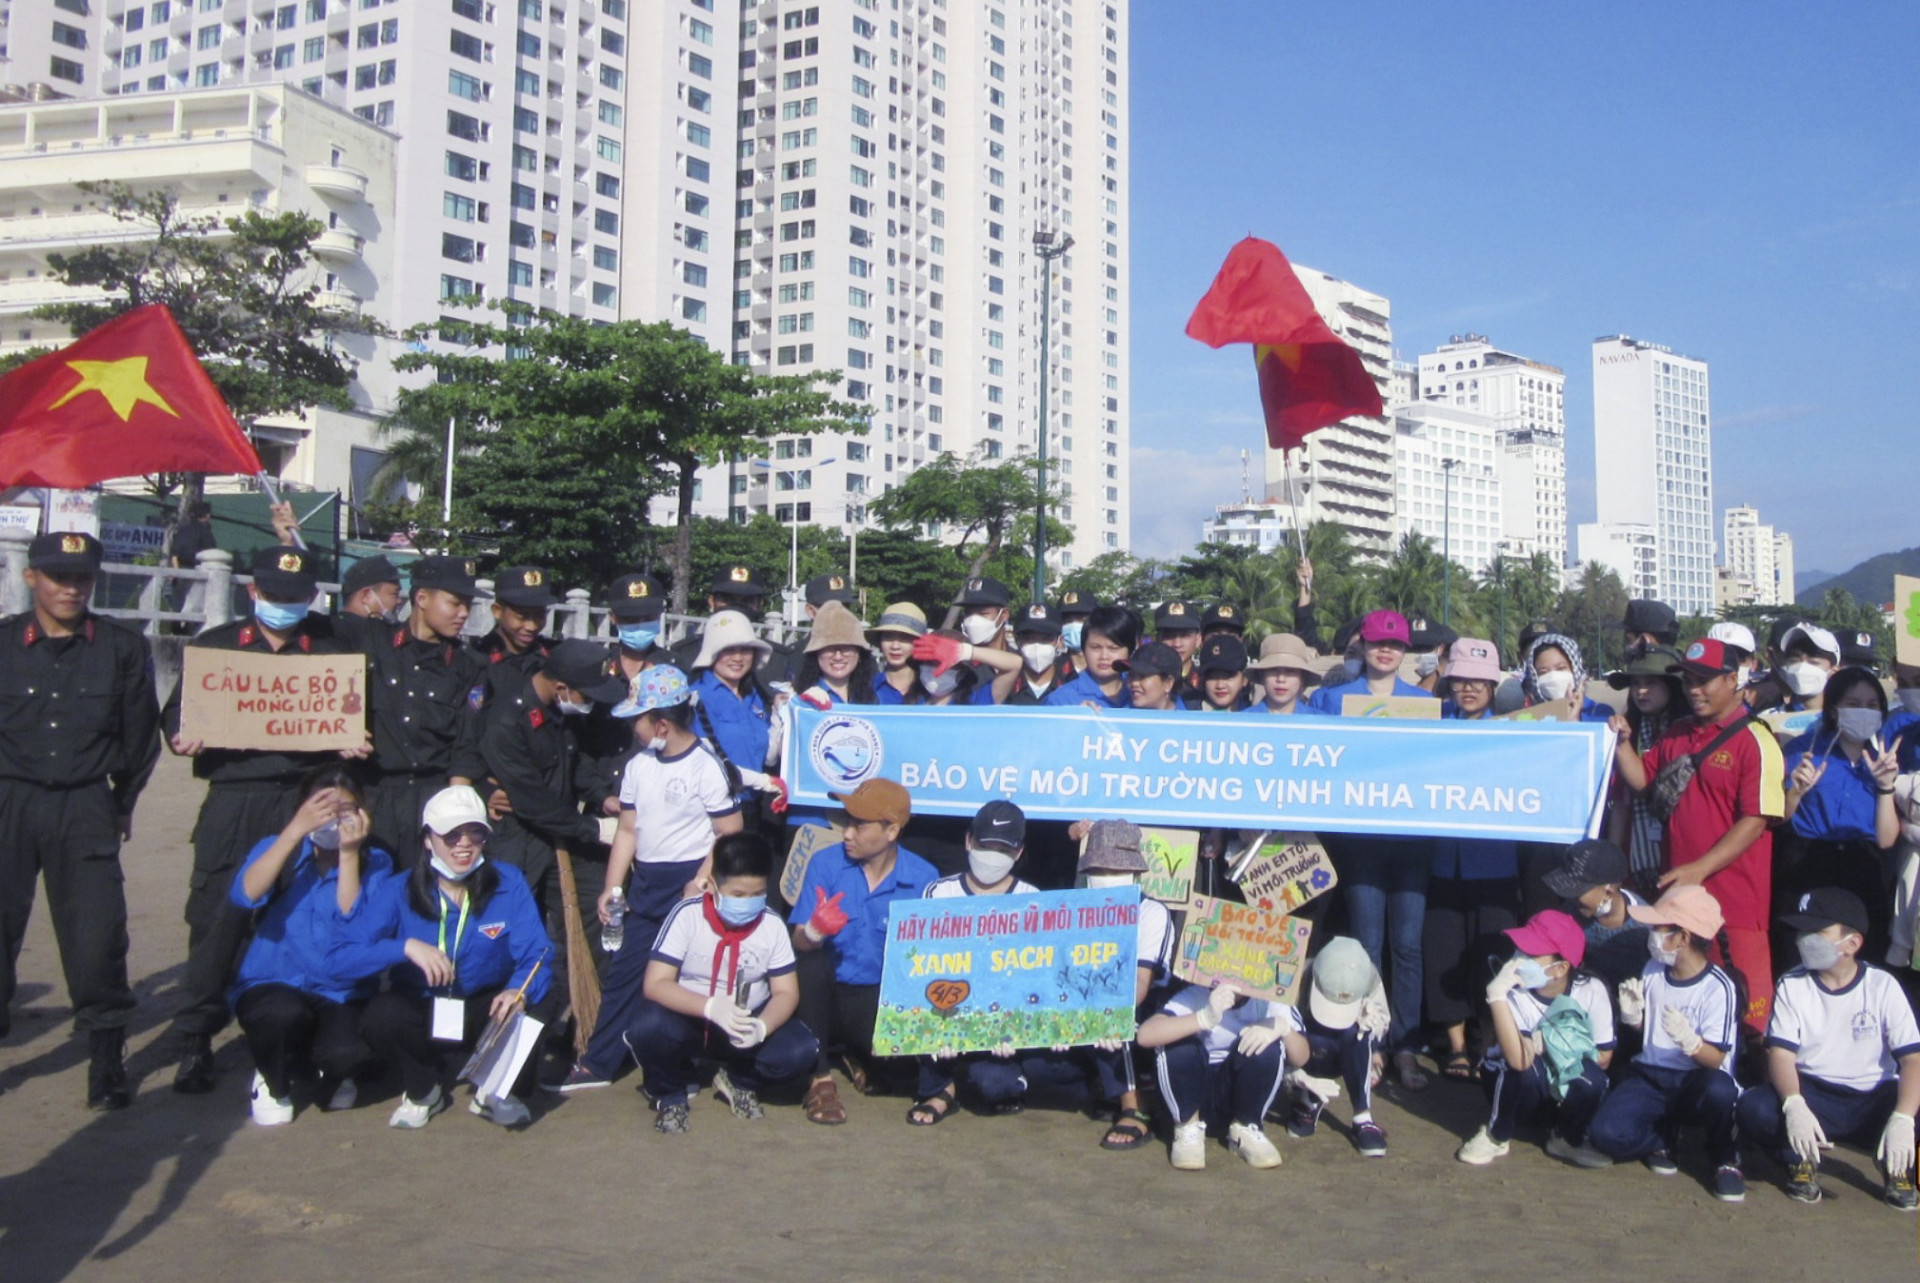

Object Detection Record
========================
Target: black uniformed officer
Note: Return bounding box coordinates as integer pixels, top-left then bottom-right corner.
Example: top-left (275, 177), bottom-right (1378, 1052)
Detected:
top-left (477, 564), bottom-right (559, 698)
top-left (1154, 601), bottom-right (1202, 700)
top-left (0, 532), bottom-right (160, 1108)
top-left (1056, 589), bottom-right (1099, 679)
top-left (338, 555), bottom-right (402, 622)
top-left (1200, 602), bottom-right (1247, 640)
top-left (1005, 603), bottom-right (1066, 705)
top-left (955, 575), bottom-right (1011, 648)
top-left (336, 555), bottom-right (486, 861)
top-left (162, 545), bottom-right (353, 1093)
top-left (607, 571), bottom-right (667, 679)
top-left (1185, 634), bottom-right (1253, 711)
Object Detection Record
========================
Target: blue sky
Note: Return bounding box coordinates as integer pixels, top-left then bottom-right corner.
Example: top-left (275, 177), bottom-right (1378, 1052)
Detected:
top-left (1124, 2), bottom-right (1918, 580)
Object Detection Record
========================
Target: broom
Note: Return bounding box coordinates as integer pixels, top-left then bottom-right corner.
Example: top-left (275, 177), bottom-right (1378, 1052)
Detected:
top-left (554, 845), bottom-right (601, 1058)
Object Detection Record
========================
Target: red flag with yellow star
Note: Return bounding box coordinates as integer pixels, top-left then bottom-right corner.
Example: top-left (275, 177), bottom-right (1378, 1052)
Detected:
top-left (0, 303), bottom-right (264, 487)
top-left (1184, 237), bottom-right (1384, 451)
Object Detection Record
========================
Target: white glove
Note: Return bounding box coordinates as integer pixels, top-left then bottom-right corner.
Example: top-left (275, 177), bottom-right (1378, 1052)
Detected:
top-left (703, 993), bottom-right (740, 1030)
top-left (1093, 1037), bottom-right (1125, 1053)
top-left (738, 769), bottom-right (773, 791)
top-left (1486, 957), bottom-right (1527, 1005)
top-left (1617, 976), bottom-right (1645, 1029)
top-left (1659, 1005), bottom-right (1702, 1056)
top-left (726, 1013), bottom-right (768, 1049)
top-left (1878, 1111), bottom-right (1916, 1178)
top-left (1236, 1020), bottom-right (1283, 1057)
top-left (990, 1039), bottom-right (1017, 1060)
top-left (1287, 1068), bottom-right (1341, 1104)
top-left (1783, 1094), bottom-right (1832, 1166)
top-left (932, 1044), bottom-right (960, 1061)
top-left (1357, 986), bottom-right (1391, 1040)
top-left (1050, 1044), bottom-right (1071, 1055)
top-left (1193, 985), bottom-right (1238, 1031)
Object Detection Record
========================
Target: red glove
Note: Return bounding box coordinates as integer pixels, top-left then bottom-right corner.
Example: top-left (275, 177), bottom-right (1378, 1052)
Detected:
top-left (797, 687), bottom-right (835, 710)
top-left (911, 633), bottom-right (968, 676)
top-left (767, 776), bottom-right (789, 815)
top-left (804, 888), bottom-right (849, 941)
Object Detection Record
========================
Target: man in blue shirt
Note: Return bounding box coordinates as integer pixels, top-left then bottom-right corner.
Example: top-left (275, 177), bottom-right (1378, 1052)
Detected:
top-left (789, 777), bottom-right (936, 1123)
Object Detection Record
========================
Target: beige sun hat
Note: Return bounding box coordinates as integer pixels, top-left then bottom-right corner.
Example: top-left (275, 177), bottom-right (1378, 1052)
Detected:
top-left (1245, 632), bottom-right (1321, 684)
top-left (868, 601), bottom-right (929, 640)
top-left (805, 599), bottom-right (869, 652)
top-left (693, 609), bottom-right (773, 670)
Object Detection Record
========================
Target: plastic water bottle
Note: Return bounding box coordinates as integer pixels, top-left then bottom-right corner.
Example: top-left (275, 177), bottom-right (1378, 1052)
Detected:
top-left (601, 887), bottom-right (627, 953)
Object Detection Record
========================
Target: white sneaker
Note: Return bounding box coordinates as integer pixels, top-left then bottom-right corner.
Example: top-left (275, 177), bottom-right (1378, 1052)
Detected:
top-left (322, 1078), bottom-right (358, 1112)
top-left (388, 1084), bottom-right (446, 1130)
top-left (1170, 1120), bottom-right (1208, 1171)
top-left (1228, 1121), bottom-right (1282, 1170)
top-left (468, 1092), bottom-right (531, 1127)
top-left (1456, 1125), bottom-right (1510, 1166)
top-left (1545, 1132), bottom-right (1614, 1169)
top-left (249, 1072), bottom-right (294, 1127)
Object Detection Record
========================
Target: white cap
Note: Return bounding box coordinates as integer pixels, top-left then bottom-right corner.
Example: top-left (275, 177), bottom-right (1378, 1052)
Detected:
top-left (421, 785), bottom-right (491, 835)
top-left (1706, 621), bottom-right (1756, 655)
top-left (1782, 622), bottom-right (1841, 663)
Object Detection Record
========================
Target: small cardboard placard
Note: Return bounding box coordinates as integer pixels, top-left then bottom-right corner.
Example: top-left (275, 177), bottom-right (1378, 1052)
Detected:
top-left (1173, 894), bottom-right (1313, 1005)
top-left (179, 648), bottom-right (368, 752)
top-left (1340, 694), bottom-right (1442, 720)
top-left (1896, 574), bottom-right (1920, 668)
top-left (1137, 826), bottom-right (1199, 906)
top-left (1228, 832), bottom-right (1338, 914)
top-left (779, 821), bottom-right (846, 907)
top-left (1497, 700), bottom-right (1578, 723)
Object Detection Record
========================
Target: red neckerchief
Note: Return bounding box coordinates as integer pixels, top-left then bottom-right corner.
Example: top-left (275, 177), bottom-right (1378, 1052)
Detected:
top-left (699, 893), bottom-right (759, 997)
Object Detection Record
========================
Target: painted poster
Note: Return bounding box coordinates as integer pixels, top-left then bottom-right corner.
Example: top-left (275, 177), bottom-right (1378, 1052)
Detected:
top-left (1173, 894), bottom-right (1314, 1005)
top-left (179, 648), bottom-right (368, 752)
top-left (1230, 832), bottom-right (1338, 914)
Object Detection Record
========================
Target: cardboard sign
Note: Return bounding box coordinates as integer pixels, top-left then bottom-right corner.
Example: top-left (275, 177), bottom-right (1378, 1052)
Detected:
top-left (179, 648), bottom-right (368, 752)
top-left (778, 821), bottom-right (845, 906)
top-left (1340, 694), bottom-right (1442, 720)
top-left (1896, 574), bottom-right (1920, 668)
top-left (1136, 827), bottom-right (1199, 906)
top-left (1759, 707), bottom-right (1820, 744)
top-left (1173, 894), bottom-right (1314, 1004)
top-left (1496, 700), bottom-right (1578, 723)
top-left (1229, 832), bottom-right (1338, 914)
top-left (871, 887), bottom-right (1141, 1056)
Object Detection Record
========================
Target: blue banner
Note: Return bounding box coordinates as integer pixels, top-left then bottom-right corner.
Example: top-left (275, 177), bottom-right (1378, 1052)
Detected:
top-left (872, 887), bottom-right (1141, 1056)
top-left (785, 704), bottom-right (1613, 843)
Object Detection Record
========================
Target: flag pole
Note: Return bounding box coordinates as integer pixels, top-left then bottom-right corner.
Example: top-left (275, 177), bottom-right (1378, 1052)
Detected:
top-left (254, 469), bottom-right (308, 551)
top-left (1281, 447), bottom-right (1306, 560)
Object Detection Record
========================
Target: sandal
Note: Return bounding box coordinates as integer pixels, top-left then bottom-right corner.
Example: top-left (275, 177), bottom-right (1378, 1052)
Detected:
top-left (906, 1087), bottom-right (955, 1126)
top-left (804, 1079), bottom-right (847, 1126)
top-left (838, 1053), bottom-right (875, 1096)
top-left (1100, 1108), bottom-right (1153, 1150)
top-left (1442, 1052), bottom-right (1479, 1083)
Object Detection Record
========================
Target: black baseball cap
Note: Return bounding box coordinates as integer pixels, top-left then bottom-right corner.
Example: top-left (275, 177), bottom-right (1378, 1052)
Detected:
top-left (1197, 634), bottom-right (1248, 676)
top-left (608, 572), bottom-right (666, 622)
top-left (1780, 887), bottom-right (1869, 938)
top-left (496, 565), bottom-right (559, 610)
top-left (710, 564), bottom-right (769, 598)
top-left (341, 556), bottom-right (400, 598)
top-left (1056, 590), bottom-right (1100, 619)
top-left (969, 799), bottom-right (1027, 851)
top-left (1012, 602), bottom-right (1062, 637)
top-left (1543, 839), bottom-right (1630, 898)
top-left (540, 639), bottom-right (629, 705)
top-left (250, 545), bottom-right (318, 598)
top-left (1839, 630), bottom-right (1877, 667)
top-left (1154, 601), bottom-right (1198, 633)
top-left (1120, 641), bottom-right (1181, 679)
top-left (28, 530), bottom-right (102, 573)
top-left (805, 573), bottom-right (855, 607)
top-left (1622, 599), bottom-right (1678, 640)
top-left (958, 576), bottom-right (1010, 608)
top-left (1200, 603), bottom-right (1247, 633)
top-left (1765, 616), bottom-right (1804, 654)
top-left (411, 555), bottom-right (483, 598)
top-left (1408, 617), bottom-right (1459, 650)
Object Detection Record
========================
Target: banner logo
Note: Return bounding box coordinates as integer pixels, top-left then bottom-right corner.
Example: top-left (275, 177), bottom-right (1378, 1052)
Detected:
top-left (809, 714), bottom-right (882, 790)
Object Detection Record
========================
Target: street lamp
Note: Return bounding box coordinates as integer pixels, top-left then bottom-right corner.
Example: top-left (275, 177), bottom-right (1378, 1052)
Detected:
top-left (751, 456), bottom-right (836, 628)
top-left (1032, 229), bottom-right (1073, 603)
top-left (1440, 457), bottom-right (1460, 627)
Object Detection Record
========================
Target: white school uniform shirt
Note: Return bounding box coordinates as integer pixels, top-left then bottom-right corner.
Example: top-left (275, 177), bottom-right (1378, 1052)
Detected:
top-left (1161, 984), bottom-right (1304, 1065)
top-left (1635, 959), bottom-right (1740, 1077)
top-left (1486, 973), bottom-right (1616, 1068)
top-left (617, 741), bottom-right (739, 866)
top-left (650, 897), bottom-right (795, 1015)
top-left (1767, 964), bottom-right (1920, 1092)
top-left (923, 872), bottom-right (1040, 899)
top-left (1136, 896), bottom-right (1173, 981)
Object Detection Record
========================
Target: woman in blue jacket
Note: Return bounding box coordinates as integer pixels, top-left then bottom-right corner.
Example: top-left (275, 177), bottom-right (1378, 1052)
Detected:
top-left (230, 766), bottom-right (393, 1126)
top-left (333, 785), bottom-right (552, 1130)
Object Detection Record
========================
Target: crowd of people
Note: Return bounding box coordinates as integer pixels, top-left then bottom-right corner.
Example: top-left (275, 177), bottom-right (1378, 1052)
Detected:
top-left (3, 530), bottom-right (1916, 1211)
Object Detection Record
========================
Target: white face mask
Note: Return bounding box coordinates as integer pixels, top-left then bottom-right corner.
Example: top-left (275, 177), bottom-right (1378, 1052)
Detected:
top-left (310, 819), bottom-right (341, 849)
top-left (1780, 661), bottom-right (1827, 698)
top-left (967, 845), bottom-right (1018, 885)
top-left (1413, 652), bottom-right (1440, 678)
top-left (1534, 669), bottom-right (1575, 702)
top-left (920, 665), bottom-right (961, 697)
top-left (960, 614), bottom-right (1001, 646)
top-left (1083, 872), bottom-right (1134, 890)
top-left (1647, 931), bottom-right (1679, 967)
top-left (554, 695), bottom-right (591, 716)
top-left (646, 735), bottom-right (669, 754)
top-left (1020, 641), bottom-right (1058, 673)
top-left (1735, 663), bottom-right (1753, 690)
top-left (1795, 931), bottom-right (1842, 972)
top-left (429, 853), bottom-right (485, 882)
top-left (1836, 707), bottom-right (1883, 743)
top-left (1591, 896), bottom-right (1614, 920)
top-left (1898, 688), bottom-right (1920, 716)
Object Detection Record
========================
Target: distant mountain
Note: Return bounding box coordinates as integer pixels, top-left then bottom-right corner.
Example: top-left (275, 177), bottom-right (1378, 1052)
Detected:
top-left (1796, 547), bottom-right (1920, 608)
top-left (1794, 569), bottom-right (1833, 594)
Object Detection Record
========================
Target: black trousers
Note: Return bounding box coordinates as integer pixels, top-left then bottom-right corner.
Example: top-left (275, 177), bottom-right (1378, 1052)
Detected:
top-left (361, 986), bottom-right (515, 1102)
top-left (368, 775), bottom-right (447, 872)
top-left (486, 818), bottom-right (565, 1026)
top-left (233, 982), bottom-right (371, 1098)
top-left (0, 779), bottom-right (134, 1034)
top-left (793, 947), bottom-right (882, 1078)
top-left (173, 781), bottom-right (296, 1038)
top-left (1422, 876), bottom-right (1519, 1029)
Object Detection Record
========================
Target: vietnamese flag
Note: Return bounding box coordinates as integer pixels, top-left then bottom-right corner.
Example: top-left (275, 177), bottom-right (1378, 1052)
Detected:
top-left (0, 303), bottom-right (264, 487)
top-left (1185, 237), bottom-right (1384, 452)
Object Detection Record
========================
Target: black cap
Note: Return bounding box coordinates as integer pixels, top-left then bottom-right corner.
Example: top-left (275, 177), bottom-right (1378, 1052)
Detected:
top-left (496, 565), bottom-right (559, 609)
top-left (1200, 602), bottom-right (1247, 633)
top-left (341, 555), bottom-right (400, 598)
top-left (250, 545), bottom-right (318, 598)
top-left (1408, 617), bottom-right (1458, 649)
top-left (1839, 630), bottom-right (1877, 667)
top-left (1120, 641), bottom-right (1181, 679)
top-left (1197, 634), bottom-right (1248, 676)
top-left (1518, 618), bottom-right (1555, 653)
top-left (1154, 601), bottom-right (1198, 633)
top-left (1543, 838), bottom-right (1630, 898)
top-left (710, 563), bottom-right (770, 598)
top-left (1780, 887), bottom-right (1870, 938)
top-left (1011, 602), bottom-right (1062, 637)
top-left (969, 799), bottom-right (1027, 851)
top-left (541, 639), bottom-right (629, 704)
top-left (1056, 590), bottom-right (1100, 619)
top-left (28, 530), bottom-right (102, 573)
top-left (805, 572), bottom-right (855, 607)
top-left (957, 576), bottom-right (1010, 608)
top-left (608, 572), bottom-right (666, 622)
top-left (412, 555), bottom-right (483, 597)
top-left (1622, 598), bottom-right (1678, 641)
top-left (1766, 616), bottom-right (1803, 653)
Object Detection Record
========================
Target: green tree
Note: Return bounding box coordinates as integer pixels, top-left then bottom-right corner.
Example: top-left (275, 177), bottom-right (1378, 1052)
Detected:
top-left (1058, 550), bottom-right (1166, 612)
top-left (1477, 551), bottom-right (1563, 664)
top-left (1552, 562), bottom-right (1631, 673)
top-left (1271, 522), bottom-right (1373, 645)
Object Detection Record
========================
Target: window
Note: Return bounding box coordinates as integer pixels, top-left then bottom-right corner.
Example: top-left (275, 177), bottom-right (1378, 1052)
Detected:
top-left (599, 65), bottom-right (624, 89)
top-left (440, 274), bottom-right (479, 301)
top-left (447, 111), bottom-right (483, 141)
top-left (509, 222), bottom-right (535, 248)
top-left (595, 173), bottom-right (620, 198)
top-left (444, 192), bottom-right (477, 221)
top-left (450, 30), bottom-right (484, 61)
top-left (598, 100), bottom-right (622, 126)
top-left (513, 145), bottom-right (537, 171)
top-left (51, 56), bottom-right (87, 82)
top-left (684, 227), bottom-right (709, 251)
top-left (687, 17), bottom-right (711, 43)
top-left (442, 234), bottom-right (477, 263)
top-left (53, 22), bottom-right (89, 50)
top-left (193, 62), bottom-right (220, 85)
top-left (594, 283), bottom-right (619, 308)
top-left (683, 123), bottom-right (708, 149)
top-left (448, 69), bottom-right (483, 100)
top-left (513, 105), bottom-right (539, 133)
top-left (594, 246), bottom-right (621, 272)
top-left (687, 52), bottom-right (712, 78)
top-left (595, 210), bottom-right (619, 234)
top-left (511, 183), bottom-right (536, 210)
top-left (687, 86), bottom-right (710, 112)
top-left (684, 192), bottom-right (709, 217)
top-left (517, 32), bottom-right (542, 57)
top-left (445, 151), bottom-right (479, 180)
top-left (685, 157), bottom-right (710, 182)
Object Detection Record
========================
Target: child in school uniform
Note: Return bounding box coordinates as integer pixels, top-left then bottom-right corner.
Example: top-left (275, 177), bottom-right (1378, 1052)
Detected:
top-left (1459, 908), bottom-right (1614, 1168)
top-left (619, 831), bottom-right (818, 1134)
top-left (1287, 936), bottom-right (1391, 1156)
top-left (1138, 982), bottom-right (1310, 1171)
top-left (1586, 885), bottom-right (1746, 1201)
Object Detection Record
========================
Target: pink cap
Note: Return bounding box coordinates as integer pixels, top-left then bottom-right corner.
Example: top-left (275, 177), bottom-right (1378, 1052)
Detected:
top-left (1359, 610), bottom-right (1410, 645)
top-left (1627, 885), bottom-right (1724, 940)
top-left (1504, 909), bottom-right (1586, 967)
top-left (1444, 636), bottom-right (1503, 684)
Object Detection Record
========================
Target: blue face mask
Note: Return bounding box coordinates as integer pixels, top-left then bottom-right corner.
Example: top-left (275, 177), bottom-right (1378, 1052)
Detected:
top-left (1515, 957), bottom-right (1551, 989)
top-left (254, 598), bottom-right (308, 631)
top-left (717, 894), bottom-right (766, 926)
top-left (619, 622), bottom-right (660, 652)
top-left (1061, 622), bottom-right (1084, 652)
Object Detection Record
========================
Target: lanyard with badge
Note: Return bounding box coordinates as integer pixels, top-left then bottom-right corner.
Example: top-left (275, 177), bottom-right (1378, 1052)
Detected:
top-left (431, 891), bottom-right (472, 1042)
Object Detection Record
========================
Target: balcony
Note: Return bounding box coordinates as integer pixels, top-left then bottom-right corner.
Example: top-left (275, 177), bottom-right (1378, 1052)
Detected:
top-left (316, 285), bottom-right (361, 313)
top-left (305, 162), bottom-right (368, 200)
top-left (312, 226), bottom-right (363, 262)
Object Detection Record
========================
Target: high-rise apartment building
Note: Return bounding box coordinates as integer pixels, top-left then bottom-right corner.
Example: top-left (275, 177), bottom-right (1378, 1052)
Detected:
top-left (1415, 333), bottom-right (1565, 566)
top-left (1393, 401), bottom-right (1501, 574)
top-left (1592, 335), bottom-right (1713, 614)
top-left (1723, 504), bottom-right (1795, 607)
